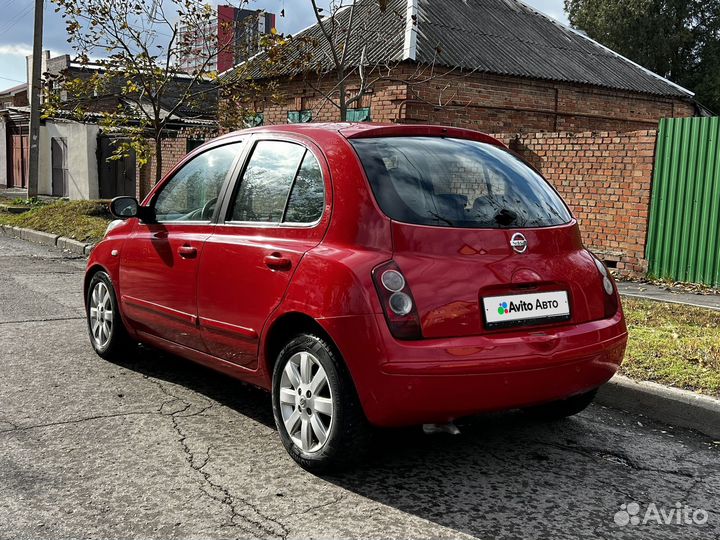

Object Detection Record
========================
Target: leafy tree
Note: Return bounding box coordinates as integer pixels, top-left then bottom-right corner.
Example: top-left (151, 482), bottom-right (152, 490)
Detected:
top-left (47, 0), bottom-right (288, 185)
top-left (565, 0), bottom-right (720, 112)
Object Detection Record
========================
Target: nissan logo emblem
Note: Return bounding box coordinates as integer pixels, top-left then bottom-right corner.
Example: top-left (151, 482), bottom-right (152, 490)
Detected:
top-left (510, 233), bottom-right (528, 254)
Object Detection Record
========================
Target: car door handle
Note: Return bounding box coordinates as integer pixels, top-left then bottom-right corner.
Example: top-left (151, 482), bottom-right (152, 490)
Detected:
top-left (178, 245), bottom-right (198, 259)
top-left (264, 253), bottom-right (292, 270)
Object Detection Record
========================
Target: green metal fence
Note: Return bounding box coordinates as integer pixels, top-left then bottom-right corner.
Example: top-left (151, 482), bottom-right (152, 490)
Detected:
top-left (647, 116), bottom-right (720, 286)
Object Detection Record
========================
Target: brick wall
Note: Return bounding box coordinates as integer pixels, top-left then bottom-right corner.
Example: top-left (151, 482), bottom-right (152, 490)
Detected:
top-left (252, 64), bottom-right (695, 133)
top-left (136, 129), bottom-right (217, 199)
top-left (406, 67), bottom-right (694, 133)
top-left (136, 138), bottom-right (187, 199)
top-left (260, 75), bottom-right (409, 125)
top-left (133, 123), bottom-right (659, 277)
top-left (152, 138), bottom-right (187, 180)
top-left (493, 129), bottom-right (657, 276)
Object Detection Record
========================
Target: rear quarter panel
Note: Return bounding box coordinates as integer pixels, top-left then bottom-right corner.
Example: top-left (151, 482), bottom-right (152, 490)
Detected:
top-left (257, 133), bottom-right (395, 387)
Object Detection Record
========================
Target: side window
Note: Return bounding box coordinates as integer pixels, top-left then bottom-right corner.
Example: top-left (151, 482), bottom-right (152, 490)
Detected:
top-left (154, 143), bottom-right (240, 222)
top-left (230, 141), bottom-right (305, 222)
top-left (230, 140), bottom-right (326, 225)
top-left (284, 152), bottom-right (324, 223)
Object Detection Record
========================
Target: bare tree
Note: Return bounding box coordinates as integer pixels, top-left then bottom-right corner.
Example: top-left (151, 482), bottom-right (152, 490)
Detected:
top-left (301, 0), bottom-right (395, 120)
top-left (297, 0), bottom-right (465, 122)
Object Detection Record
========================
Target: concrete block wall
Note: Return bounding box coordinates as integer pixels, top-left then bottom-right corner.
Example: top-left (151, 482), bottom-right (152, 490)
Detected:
top-left (38, 120), bottom-right (100, 199)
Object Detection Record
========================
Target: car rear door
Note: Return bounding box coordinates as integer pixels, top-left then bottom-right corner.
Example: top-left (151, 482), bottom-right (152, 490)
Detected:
top-left (197, 135), bottom-right (330, 368)
top-left (118, 141), bottom-right (245, 351)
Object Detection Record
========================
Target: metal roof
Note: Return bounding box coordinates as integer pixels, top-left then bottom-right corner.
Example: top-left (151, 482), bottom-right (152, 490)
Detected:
top-left (414, 0), bottom-right (692, 97)
top-left (0, 83), bottom-right (27, 96)
top-left (224, 0), bottom-right (693, 98)
top-left (223, 0), bottom-right (407, 81)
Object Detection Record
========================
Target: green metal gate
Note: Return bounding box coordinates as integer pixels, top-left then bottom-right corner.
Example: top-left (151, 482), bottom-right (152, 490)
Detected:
top-left (647, 116), bottom-right (720, 286)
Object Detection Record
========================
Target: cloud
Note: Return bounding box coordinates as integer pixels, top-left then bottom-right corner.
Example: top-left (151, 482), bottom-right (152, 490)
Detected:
top-left (0, 44), bottom-right (33, 56)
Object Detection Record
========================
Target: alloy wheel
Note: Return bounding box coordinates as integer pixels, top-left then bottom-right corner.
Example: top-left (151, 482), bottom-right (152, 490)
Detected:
top-left (89, 281), bottom-right (113, 349)
top-left (279, 351), bottom-right (334, 453)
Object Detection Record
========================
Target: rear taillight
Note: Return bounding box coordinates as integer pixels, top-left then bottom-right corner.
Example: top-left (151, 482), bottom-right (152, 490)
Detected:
top-left (590, 253), bottom-right (619, 318)
top-left (372, 261), bottom-right (422, 340)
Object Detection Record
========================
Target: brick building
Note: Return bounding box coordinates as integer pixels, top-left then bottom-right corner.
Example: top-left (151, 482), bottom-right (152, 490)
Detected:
top-left (0, 84), bottom-right (28, 109)
top-left (223, 0), bottom-right (698, 131)
top-left (1, 51), bottom-right (219, 198)
top-left (161, 0), bottom-right (701, 276)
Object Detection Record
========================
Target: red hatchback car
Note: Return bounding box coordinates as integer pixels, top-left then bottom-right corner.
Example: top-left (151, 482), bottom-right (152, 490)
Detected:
top-left (85, 123), bottom-right (627, 471)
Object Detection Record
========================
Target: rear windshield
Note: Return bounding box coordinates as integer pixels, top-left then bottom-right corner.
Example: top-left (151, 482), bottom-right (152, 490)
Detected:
top-left (350, 137), bottom-right (572, 228)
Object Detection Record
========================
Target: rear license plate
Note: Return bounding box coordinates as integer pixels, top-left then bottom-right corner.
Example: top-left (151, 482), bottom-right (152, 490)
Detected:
top-left (483, 291), bottom-right (570, 329)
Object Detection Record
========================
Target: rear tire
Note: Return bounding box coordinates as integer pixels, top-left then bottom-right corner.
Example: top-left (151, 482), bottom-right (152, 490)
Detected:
top-left (86, 271), bottom-right (133, 360)
top-left (523, 389), bottom-right (598, 421)
top-left (271, 333), bottom-right (371, 473)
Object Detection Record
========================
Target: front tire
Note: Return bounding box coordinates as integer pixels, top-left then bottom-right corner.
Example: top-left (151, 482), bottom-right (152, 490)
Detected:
top-left (86, 271), bottom-right (132, 359)
top-left (523, 389), bottom-right (598, 421)
top-left (271, 333), bottom-right (371, 473)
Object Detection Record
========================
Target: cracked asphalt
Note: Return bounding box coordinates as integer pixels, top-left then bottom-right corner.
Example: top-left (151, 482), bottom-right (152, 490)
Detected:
top-left (0, 235), bottom-right (718, 540)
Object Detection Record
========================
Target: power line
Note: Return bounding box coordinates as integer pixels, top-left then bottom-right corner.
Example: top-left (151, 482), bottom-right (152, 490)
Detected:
top-left (0, 4), bottom-right (34, 33)
top-left (0, 75), bottom-right (25, 83)
top-left (0, 3), bottom-right (35, 35)
top-left (0, 0), bottom-right (18, 14)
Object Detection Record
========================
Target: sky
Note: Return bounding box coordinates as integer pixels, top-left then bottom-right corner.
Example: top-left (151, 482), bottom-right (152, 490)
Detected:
top-left (0, 0), bottom-right (568, 92)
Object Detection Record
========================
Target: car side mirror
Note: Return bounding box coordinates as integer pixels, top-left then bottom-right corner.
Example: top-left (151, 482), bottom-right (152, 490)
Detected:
top-left (109, 196), bottom-right (155, 222)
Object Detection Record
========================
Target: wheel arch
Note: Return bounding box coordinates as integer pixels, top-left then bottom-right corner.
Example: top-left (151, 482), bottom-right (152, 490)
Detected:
top-left (83, 263), bottom-right (137, 341)
top-left (83, 264), bottom-right (112, 306)
top-left (262, 312), bottom-right (340, 380)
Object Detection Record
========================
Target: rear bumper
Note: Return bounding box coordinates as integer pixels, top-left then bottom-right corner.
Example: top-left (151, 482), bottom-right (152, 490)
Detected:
top-left (320, 311), bottom-right (628, 427)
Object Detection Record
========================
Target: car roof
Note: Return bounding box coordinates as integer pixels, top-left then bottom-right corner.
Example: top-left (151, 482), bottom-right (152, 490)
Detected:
top-left (214, 123), bottom-right (507, 148)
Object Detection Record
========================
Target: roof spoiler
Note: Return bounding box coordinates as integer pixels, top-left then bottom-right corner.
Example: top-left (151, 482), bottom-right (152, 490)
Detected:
top-left (340, 124), bottom-right (507, 148)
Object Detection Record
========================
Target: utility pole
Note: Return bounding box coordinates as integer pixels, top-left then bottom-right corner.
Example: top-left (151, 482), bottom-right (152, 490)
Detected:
top-left (27, 0), bottom-right (44, 198)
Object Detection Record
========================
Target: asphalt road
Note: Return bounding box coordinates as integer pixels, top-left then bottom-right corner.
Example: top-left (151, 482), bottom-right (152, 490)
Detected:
top-left (0, 235), bottom-right (718, 540)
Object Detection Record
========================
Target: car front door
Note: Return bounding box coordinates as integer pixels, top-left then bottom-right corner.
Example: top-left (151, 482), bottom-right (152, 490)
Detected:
top-left (197, 137), bottom-right (330, 368)
top-left (119, 141), bottom-right (244, 350)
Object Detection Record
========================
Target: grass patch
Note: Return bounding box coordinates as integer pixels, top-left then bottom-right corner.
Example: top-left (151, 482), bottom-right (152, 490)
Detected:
top-left (0, 199), bottom-right (112, 243)
top-left (0, 196), bottom-right (44, 207)
top-left (622, 297), bottom-right (720, 397)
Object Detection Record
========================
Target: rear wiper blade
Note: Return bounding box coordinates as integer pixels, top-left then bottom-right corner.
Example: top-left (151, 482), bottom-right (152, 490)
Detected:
top-left (428, 211), bottom-right (454, 226)
top-left (494, 208), bottom-right (518, 226)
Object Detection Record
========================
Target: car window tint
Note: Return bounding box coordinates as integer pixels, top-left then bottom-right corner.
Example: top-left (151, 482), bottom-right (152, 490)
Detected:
top-left (351, 137), bottom-right (572, 229)
top-left (284, 152), bottom-right (324, 223)
top-left (154, 144), bottom-right (240, 222)
top-left (231, 141), bottom-right (306, 222)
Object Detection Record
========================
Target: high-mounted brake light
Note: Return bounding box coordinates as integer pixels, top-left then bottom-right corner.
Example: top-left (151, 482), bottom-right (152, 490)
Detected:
top-left (372, 261), bottom-right (422, 340)
top-left (590, 253), bottom-right (619, 318)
